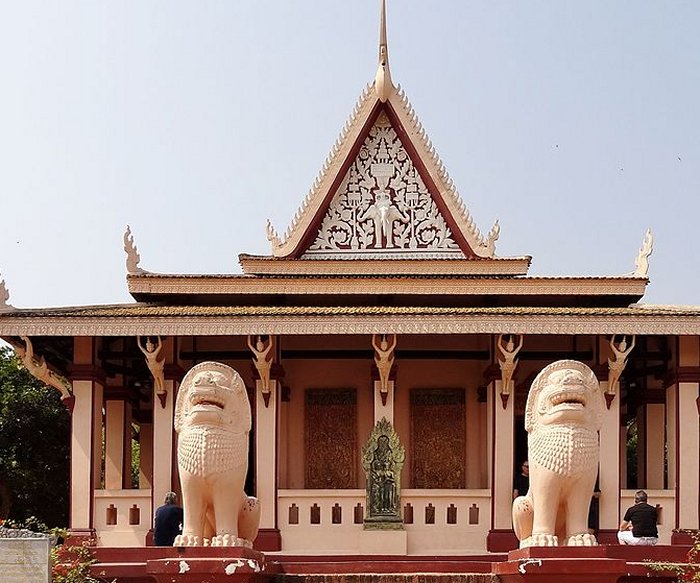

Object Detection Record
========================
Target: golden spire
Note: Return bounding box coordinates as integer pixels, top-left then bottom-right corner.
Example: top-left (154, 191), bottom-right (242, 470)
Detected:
top-left (375, 0), bottom-right (393, 102)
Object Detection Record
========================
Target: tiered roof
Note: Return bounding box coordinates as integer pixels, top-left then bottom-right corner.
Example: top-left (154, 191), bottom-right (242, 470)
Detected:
top-left (1, 0), bottom-right (671, 339)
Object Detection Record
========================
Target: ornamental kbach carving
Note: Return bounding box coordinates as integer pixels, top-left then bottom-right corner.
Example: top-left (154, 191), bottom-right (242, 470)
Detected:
top-left (305, 113), bottom-right (461, 258)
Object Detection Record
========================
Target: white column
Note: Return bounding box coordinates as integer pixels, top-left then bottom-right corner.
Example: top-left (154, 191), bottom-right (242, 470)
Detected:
top-left (645, 403), bottom-right (665, 489)
top-left (598, 380), bottom-right (621, 530)
top-left (105, 400), bottom-right (126, 490)
top-left (70, 380), bottom-right (96, 530)
top-left (255, 379), bottom-right (278, 529)
top-left (665, 385), bottom-right (677, 490)
top-left (152, 378), bottom-right (175, 508)
top-left (492, 380), bottom-right (515, 530)
top-left (139, 422), bottom-right (154, 490)
top-left (465, 386), bottom-right (482, 488)
top-left (677, 382), bottom-right (699, 529)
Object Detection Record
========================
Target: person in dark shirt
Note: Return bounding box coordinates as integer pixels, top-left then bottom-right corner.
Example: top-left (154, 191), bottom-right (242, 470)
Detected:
top-left (618, 489), bottom-right (658, 545)
top-left (154, 492), bottom-right (183, 546)
top-left (513, 460), bottom-right (530, 499)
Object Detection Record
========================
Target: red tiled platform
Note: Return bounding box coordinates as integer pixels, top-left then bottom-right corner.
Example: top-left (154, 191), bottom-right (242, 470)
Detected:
top-left (90, 545), bottom-right (692, 583)
top-left (494, 546), bottom-right (691, 583)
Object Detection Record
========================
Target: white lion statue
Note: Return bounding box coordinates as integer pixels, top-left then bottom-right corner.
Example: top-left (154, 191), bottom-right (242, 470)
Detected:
top-left (512, 360), bottom-right (604, 547)
top-left (173, 361), bottom-right (260, 547)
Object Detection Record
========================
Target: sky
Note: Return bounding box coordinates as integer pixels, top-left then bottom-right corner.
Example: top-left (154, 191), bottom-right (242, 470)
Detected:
top-left (0, 1), bottom-right (699, 309)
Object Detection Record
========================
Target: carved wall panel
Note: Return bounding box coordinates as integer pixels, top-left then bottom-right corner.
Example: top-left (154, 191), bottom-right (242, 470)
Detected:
top-left (410, 388), bottom-right (466, 488)
top-left (305, 112), bottom-right (463, 259)
top-left (304, 388), bottom-right (357, 488)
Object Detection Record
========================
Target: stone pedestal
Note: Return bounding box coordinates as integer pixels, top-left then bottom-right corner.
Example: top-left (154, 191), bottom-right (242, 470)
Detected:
top-left (358, 529), bottom-right (408, 555)
top-left (492, 546), bottom-right (690, 583)
top-left (146, 547), bottom-right (267, 583)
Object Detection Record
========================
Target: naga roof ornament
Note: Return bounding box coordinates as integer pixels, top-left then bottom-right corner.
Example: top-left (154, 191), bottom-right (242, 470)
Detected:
top-left (124, 225), bottom-right (146, 275)
top-left (633, 228), bottom-right (653, 278)
top-left (0, 274), bottom-right (13, 311)
top-left (266, 0), bottom-right (500, 260)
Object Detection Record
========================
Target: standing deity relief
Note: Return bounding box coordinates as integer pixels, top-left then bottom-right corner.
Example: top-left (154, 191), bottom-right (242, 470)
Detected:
top-left (306, 113), bottom-right (461, 258)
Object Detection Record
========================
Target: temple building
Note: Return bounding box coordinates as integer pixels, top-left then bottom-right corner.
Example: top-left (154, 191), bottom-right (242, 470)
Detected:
top-left (0, 1), bottom-right (698, 556)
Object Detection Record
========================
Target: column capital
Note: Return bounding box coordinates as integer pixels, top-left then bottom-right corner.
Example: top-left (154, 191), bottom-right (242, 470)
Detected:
top-left (68, 364), bottom-right (106, 384)
top-left (664, 366), bottom-right (700, 388)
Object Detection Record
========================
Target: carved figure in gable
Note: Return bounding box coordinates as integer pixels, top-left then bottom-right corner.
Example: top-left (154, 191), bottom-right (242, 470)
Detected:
top-left (247, 335), bottom-right (274, 407)
top-left (138, 336), bottom-right (166, 404)
top-left (174, 361), bottom-right (260, 547)
top-left (512, 360), bottom-right (604, 547)
top-left (307, 113), bottom-right (460, 257)
top-left (372, 333), bottom-right (397, 405)
top-left (362, 417), bottom-right (405, 528)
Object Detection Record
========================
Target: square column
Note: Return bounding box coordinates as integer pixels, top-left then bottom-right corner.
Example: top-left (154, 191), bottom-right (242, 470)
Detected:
top-left (152, 378), bottom-right (175, 509)
top-left (69, 337), bottom-right (105, 536)
top-left (70, 380), bottom-right (100, 531)
top-left (645, 403), bottom-right (665, 489)
top-left (373, 379), bottom-right (394, 425)
top-left (139, 422), bottom-right (153, 490)
top-left (598, 380), bottom-right (621, 531)
top-left (105, 399), bottom-right (132, 490)
top-left (677, 382), bottom-right (699, 529)
top-left (255, 379), bottom-right (278, 531)
top-left (674, 336), bottom-right (700, 531)
top-left (487, 378), bottom-right (517, 551)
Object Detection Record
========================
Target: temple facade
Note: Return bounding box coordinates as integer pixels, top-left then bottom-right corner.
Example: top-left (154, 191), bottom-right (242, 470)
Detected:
top-left (0, 1), bottom-right (698, 555)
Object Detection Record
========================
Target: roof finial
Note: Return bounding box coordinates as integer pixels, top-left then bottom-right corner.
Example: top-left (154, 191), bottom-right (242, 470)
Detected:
top-left (375, 0), bottom-right (393, 102)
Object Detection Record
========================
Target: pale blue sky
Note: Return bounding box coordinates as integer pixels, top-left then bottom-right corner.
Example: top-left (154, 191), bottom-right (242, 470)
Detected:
top-left (1, 1), bottom-right (699, 308)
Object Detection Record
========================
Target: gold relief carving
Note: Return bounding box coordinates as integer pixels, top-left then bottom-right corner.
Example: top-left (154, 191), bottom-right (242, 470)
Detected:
top-left (304, 388), bottom-right (357, 489)
top-left (410, 388), bottom-right (466, 489)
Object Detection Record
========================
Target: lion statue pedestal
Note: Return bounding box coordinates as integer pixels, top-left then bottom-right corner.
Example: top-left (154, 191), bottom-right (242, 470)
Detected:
top-left (512, 360), bottom-right (604, 548)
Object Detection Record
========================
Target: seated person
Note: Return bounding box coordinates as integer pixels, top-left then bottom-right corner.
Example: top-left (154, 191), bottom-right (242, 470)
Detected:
top-left (154, 491), bottom-right (183, 546)
top-left (618, 489), bottom-right (658, 545)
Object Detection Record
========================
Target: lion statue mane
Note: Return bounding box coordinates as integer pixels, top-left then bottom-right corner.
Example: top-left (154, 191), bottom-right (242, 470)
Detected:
top-left (173, 361), bottom-right (260, 547)
top-left (512, 359), bottom-right (604, 547)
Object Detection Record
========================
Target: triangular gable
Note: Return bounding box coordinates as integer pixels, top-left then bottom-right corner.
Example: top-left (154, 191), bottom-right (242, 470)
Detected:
top-left (305, 110), bottom-right (463, 258)
top-left (267, 84), bottom-right (499, 260)
top-left (265, 10), bottom-right (499, 260)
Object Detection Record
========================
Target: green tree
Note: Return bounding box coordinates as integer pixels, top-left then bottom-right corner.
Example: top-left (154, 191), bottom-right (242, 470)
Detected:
top-left (0, 345), bottom-right (70, 527)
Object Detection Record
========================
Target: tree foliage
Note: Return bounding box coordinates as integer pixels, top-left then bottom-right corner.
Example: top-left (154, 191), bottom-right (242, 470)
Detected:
top-left (0, 345), bottom-right (70, 527)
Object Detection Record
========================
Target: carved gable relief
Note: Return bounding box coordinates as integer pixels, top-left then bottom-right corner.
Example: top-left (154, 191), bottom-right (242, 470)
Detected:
top-left (304, 388), bottom-right (357, 488)
top-left (410, 388), bottom-right (466, 488)
top-left (304, 112), bottom-right (463, 259)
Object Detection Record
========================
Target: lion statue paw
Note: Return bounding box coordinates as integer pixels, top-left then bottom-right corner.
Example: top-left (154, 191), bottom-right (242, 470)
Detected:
top-left (210, 534), bottom-right (253, 548)
top-left (173, 534), bottom-right (200, 547)
top-left (523, 533), bottom-right (558, 547)
top-left (566, 532), bottom-right (598, 547)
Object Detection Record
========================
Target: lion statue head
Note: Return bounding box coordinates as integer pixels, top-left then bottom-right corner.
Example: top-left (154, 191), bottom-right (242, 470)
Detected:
top-left (174, 361), bottom-right (251, 435)
top-left (525, 359), bottom-right (603, 434)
